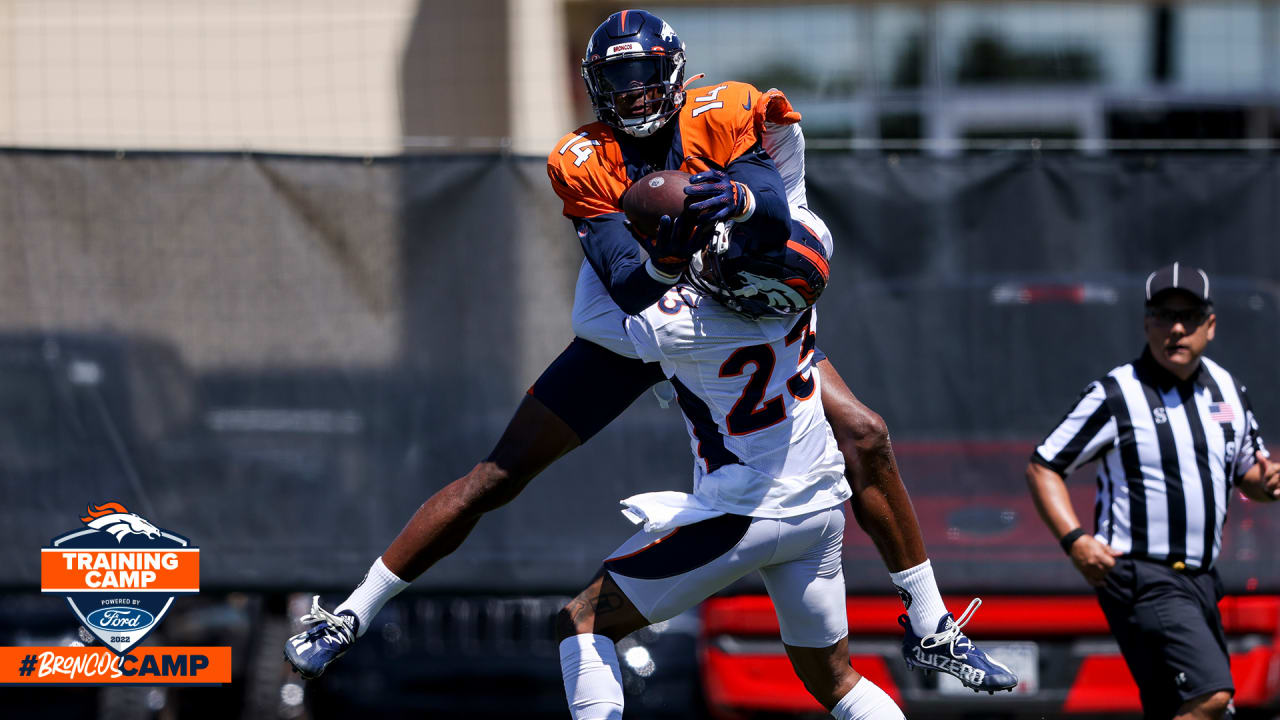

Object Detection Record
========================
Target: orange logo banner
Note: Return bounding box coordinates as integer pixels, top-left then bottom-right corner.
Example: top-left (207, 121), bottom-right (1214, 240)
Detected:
top-left (41, 549), bottom-right (200, 592)
top-left (14, 501), bottom-right (232, 682)
top-left (42, 501), bottom-right (203, 655)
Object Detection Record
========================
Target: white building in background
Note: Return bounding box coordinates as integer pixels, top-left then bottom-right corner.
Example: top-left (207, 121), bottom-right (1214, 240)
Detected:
top-left (0, 0), bottom-right (1277, 155)
top-left (0, 0), bottom-right (569, 155)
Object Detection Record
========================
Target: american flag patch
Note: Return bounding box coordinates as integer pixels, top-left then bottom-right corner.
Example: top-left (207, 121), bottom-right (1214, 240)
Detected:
top-left (1208, 403), bottom-right (1235, 423)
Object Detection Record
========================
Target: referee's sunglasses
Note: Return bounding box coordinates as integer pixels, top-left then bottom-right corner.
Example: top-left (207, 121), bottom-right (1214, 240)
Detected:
top-left (1145, 306), bottom-right (1210, 328)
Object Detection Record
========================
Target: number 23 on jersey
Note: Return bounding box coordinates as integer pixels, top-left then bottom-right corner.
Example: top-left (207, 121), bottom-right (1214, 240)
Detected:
top-left (720, 309), bottom-right (817, 436)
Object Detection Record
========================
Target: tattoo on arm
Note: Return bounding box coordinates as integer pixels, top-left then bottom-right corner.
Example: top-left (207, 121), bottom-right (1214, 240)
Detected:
top-left (592, 592), bottom-right (623, 615)
top-left (569, 599), bottom-right (593, 626)
top-left (567, 586), bottom-right (628, 632)
top-left (568, 591), bottom-right (622, 624)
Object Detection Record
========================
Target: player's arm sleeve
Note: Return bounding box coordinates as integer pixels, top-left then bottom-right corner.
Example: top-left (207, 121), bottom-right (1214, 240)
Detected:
top-left (725, 144), bottom-right (791, 248)
top-left (622, 313), bottom-right (666, 365)
top-left (763, 121), bottom-right (806, 207)
top-left (574, 215), bottom-right (678, 315)
top-left (1232, 383), bottom-right (1268, 483)
top-left (1031, 381), bottom-right (1117, 476)
top-left (547, 156), bottom-right (676, 314)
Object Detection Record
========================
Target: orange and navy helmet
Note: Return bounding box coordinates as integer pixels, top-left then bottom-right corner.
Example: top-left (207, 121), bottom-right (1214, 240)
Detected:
top-left (582, 10), bottom-right (686, 138)
top-left (689, 222), bottom-right (831, 319)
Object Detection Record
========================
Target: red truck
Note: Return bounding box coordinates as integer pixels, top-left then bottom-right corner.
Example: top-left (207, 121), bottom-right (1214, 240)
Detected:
top-left (700, 439), bottom-right (1280, 718)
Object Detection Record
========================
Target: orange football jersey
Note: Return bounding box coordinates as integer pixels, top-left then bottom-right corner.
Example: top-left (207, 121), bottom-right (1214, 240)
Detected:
top-left (547, 81), bottom-right (782, 220)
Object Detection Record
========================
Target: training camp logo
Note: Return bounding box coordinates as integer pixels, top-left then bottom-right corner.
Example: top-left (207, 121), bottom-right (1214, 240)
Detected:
top-left (41, 502), bottom-right (199, 654)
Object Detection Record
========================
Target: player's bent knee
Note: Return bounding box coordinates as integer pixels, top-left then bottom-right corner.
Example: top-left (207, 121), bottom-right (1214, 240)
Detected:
top-left (457, 462), bottom-right (532, 513)
top-left (825, 398), bottom-right (890, 455)
top-left (817, 362), bottom-right (890, 452)
top-left (853, 409), bottom-right (890, 453)
top-left (798, 674), bottom-right (840, 709)
top-left (818, 374), bottom-right (889, 452)
top-left (785, 641), bottom-right (860, 711)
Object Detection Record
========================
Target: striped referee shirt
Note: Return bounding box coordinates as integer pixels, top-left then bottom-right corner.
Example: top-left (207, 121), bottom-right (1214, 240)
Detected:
top-left (1033, 348), bottom-right (1268, 570)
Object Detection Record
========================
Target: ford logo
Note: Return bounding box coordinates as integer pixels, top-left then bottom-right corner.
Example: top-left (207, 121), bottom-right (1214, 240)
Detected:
top-left (86, 607), bottom-right (155, 631)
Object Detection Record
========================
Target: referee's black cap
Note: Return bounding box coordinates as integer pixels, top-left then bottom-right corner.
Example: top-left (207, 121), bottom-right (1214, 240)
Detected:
top-left (1145, 262), bottom-right (1212, 306)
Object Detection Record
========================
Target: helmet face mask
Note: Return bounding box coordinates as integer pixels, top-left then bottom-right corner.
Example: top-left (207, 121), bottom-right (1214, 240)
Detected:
top-left (582, 11), bottom-right (686, 138)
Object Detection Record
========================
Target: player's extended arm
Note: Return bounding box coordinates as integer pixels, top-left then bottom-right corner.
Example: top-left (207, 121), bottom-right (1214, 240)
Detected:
top-left (573, 214), bottom-right (687, 315)
top-left (1026, 460), bottom-right (1121, 586)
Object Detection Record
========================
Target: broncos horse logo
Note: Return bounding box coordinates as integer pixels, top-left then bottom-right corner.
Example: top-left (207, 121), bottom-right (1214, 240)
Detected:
top-left (732, 271), bottom-right (810, 311)
top-left (80, 502), bottom-right (162, 542)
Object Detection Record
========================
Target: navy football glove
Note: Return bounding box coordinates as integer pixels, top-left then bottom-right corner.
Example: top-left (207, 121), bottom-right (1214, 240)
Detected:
top-left (644, 211), bottom-right (706, 279)
top-left (685, 170), bottom-right (754, 224)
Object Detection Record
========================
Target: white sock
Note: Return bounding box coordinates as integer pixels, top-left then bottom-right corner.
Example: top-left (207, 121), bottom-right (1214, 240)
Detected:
top-left (831, 677), bottom-right (904, 720)
top-left (334, 557), bottom-right (409, 637)
top-left (559, 634), bottom-right (624, 720)
top-left (889, 559), bottom-right (949, 637)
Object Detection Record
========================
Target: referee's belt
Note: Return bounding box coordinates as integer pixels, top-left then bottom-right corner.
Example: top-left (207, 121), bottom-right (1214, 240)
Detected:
top-left (1132, 556), bottom-right (1211, 575)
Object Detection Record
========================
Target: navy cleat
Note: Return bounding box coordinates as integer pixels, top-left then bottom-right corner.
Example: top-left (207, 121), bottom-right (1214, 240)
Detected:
top-left (284, 595), bottom-right (359, 679)
top-left (900, 598), bottom-right (1018, 694)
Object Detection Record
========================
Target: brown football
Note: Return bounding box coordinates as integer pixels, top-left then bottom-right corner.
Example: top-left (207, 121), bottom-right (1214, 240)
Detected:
top-left (620, 170), bottom-right (692, 239)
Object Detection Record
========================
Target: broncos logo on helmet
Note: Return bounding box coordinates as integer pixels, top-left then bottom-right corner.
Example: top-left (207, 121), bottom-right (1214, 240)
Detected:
top-left (688, 221), bottom-right (831, 319)
top-left (80, 502), bottom-right (162, 543)
top-left (582, 9), bottom-right (686, 138)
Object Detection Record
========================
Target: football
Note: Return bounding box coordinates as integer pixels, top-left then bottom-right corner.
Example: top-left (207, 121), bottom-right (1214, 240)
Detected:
top-left (620, 170), bottom-right (692, 238)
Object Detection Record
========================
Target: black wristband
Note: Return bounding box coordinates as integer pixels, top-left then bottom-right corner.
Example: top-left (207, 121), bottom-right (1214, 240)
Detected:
top-left (1059, 528), bottom-right (1086, 554)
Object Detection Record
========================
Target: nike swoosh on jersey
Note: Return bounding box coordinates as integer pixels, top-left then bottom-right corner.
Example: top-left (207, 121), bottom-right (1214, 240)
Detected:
top-left (742, 93), bottom-right (753, 111)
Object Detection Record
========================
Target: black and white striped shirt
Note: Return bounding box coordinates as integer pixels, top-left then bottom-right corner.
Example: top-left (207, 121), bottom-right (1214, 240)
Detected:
top-left (1034, 348), bottom-right (1268, 570)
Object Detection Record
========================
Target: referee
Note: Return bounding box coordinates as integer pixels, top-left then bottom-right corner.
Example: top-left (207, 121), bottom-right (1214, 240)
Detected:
top-left (1026, 263), bottom-right (1280, 720)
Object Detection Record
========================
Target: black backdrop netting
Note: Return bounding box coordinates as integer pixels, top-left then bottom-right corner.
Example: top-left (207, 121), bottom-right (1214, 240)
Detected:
top-left (1, 150), bottom-right (1277, 594)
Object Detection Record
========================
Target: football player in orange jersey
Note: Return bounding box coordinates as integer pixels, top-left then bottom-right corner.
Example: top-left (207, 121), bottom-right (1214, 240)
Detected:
top-left (286, 9), bottom-right (1015, 709)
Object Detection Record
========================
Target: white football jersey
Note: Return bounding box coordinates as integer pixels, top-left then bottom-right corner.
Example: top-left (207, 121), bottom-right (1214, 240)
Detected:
top-left (625, 287), bottom-right (849, 518)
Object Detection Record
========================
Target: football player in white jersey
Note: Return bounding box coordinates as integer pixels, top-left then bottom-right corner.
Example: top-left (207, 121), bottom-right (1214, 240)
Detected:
top-left (557, 226), bottom-right (909, 720)
top-left (286, 13), bottom-right (1015, 697)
